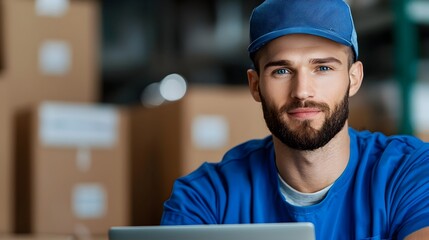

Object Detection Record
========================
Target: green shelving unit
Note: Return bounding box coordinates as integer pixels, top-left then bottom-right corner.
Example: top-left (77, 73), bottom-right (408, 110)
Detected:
top-left (394, 0), bottom-right (429, 135)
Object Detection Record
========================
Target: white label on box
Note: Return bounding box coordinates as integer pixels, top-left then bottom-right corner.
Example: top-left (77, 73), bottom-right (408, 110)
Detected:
top-left (39, 40), bottom-right (72, 75)
top-left (72, 184), bottom-right (107, 219)
top-left (76, 147), bottom-right (92, 172)
top-left (412, 83), bottom-right (429, 131)
top-left (36, 0), bottom-right (69, 17)
top-left (192, 115), bottom-right (229, 149)
top-left (39, 102), bottom-right (119, 148)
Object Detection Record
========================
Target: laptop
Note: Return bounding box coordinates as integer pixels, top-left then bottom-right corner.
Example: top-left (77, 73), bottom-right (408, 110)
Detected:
top-left (108, 222), bottom-right (315, 240)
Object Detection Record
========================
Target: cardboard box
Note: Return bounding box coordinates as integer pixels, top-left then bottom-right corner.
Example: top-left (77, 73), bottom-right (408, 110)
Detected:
top-left (3, 0), bottom-right (100, 109)
top-left (417, 133), bottom-right (429, 142)
top-left (1, 0), bottom-right (100, 233)
top-left (0, 1), bottom-right (4, 71)
top-left (0, 234), bottom-right (73, 240)
top-left (0, 76), bottom-right (13, 233)
top-left (130, 85), bottom-right (270, 225)
top-left (349, 81), bottom-right (398, 135)
top-left (15, 102), bottom-right (130, 236)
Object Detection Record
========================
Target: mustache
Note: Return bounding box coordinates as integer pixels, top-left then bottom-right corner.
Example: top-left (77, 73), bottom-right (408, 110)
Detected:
top-left (281, 100), bottom-right (330, 113)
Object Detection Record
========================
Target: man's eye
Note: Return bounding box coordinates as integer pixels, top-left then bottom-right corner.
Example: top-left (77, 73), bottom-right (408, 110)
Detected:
top-left (318, 66), bottom-right (331, 71)
top-left (275, 69), bottom-right (289, 74)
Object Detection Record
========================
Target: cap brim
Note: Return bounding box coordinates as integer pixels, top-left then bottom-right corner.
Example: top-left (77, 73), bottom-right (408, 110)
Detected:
top-left (248, 27), bottom-right (353, 54)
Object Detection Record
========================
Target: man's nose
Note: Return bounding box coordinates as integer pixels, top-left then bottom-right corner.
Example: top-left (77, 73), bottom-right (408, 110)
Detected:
top-left (290, 72), bottom-right (315, 100)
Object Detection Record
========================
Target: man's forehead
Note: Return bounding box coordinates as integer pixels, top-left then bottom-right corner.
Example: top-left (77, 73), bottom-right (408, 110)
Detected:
top-left (265, 34), bottom-right (347, 52)
top-left (259, 35), bottom-right (349, 63)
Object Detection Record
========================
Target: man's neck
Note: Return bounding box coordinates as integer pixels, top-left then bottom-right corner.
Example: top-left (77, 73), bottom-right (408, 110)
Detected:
top-left (274, 125), bottom-right (350, 193)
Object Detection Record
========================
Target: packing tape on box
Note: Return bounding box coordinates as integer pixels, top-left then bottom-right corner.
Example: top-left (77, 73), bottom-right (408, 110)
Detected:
top-left (76, 146), bottom-right (92, 172)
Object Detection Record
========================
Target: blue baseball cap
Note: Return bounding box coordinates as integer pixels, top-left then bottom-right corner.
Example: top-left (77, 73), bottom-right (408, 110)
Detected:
top-left (248, 0), bottom-right (358, 60)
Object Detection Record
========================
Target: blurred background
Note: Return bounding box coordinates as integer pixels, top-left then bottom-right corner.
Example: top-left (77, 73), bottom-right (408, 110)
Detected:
top-left (0, 0), bottom-right (428, 239)
top-left (100, 0), bottom-right (429, 135)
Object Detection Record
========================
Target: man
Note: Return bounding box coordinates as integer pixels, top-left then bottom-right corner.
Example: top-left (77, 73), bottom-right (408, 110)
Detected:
top-left (161, 0), bottom-right (429, 239)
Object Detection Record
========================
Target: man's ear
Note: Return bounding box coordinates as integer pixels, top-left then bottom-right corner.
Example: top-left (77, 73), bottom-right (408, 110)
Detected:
top-left (247, 69), bottom-right (261, 102)
top-left (349, 61), bottom-right (364, 97)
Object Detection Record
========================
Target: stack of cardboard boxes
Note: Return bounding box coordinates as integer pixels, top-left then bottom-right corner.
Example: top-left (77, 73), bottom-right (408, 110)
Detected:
top-left (130, 85), bottom-right (270, 225)
top-left (0, 0), bottom-right (272, 236)
top-left (0, 0), bottom-right (131, 238)
top-left (4, 0), bottom-right (99, 108)
top-left (0, 0), bottom-right (273, 234)
top-left (15, 102), bottom-right (130, 236)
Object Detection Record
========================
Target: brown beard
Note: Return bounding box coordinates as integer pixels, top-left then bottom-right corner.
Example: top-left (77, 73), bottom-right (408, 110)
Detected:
top-left (259, 86), bottom-right (349, 151)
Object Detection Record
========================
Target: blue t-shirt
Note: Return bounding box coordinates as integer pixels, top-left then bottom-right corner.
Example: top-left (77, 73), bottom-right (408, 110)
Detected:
top-left (161, 128), bottom-right (429, 239)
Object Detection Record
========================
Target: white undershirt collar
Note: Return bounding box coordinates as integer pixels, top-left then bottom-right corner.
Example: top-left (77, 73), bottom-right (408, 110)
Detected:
top-left (278, 174), bottom-right (333, 207)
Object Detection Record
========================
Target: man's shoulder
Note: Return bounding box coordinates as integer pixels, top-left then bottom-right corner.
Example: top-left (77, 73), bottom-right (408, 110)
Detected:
top-left (180, 135), bottom-right (274, 182)
top-left (350, 128), bottom-right (429, 164)
top-left (172, 135), bottom-right (275, 200)
top-left (221, 135), bottom-right (274, 163)
top-left (351, 128), bottom-right (426, 149)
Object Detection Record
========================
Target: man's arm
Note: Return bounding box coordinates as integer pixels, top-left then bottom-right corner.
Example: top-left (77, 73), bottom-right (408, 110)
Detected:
top-left (161, 163), bottom-right (222, 225)
top-left (405, 227), bottom-right (429, 240)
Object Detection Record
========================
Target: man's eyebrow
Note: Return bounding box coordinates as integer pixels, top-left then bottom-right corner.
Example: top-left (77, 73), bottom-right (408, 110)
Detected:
top-left (309, 57), bottom-right (342, 65)
top-left (263, 60), bottom-right (292, 71)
